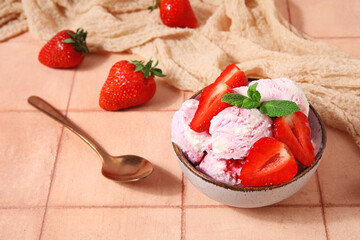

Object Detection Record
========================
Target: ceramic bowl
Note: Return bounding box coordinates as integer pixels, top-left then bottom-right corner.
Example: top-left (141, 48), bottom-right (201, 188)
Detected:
top-left (172, 81), bottom-right (327, 208)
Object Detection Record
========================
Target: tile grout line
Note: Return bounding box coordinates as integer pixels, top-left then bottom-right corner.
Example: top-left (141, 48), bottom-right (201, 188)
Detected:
top-left (6, 203), bottom-right (360, 210)
top-left (316, 171), bottom-right (329, 240)
top-left (65, 70), bottom-right (78, 117)
top-left (0, 108), bottom-right (180, 113)
top-left (37, 125), bottom-right (65, 240)
top-left (180, 173), bottom-right (186, 240)
top-left (286, 0), bottom-right (292, 24)
top-left (37, 70), bottom-right (77, 240)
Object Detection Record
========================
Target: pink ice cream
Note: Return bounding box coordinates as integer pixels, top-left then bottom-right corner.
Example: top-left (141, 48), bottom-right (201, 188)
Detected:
top-left (196, 153), bottom-right (244, 185)
top-left (208, 107), bottom-right (273, 160)
top-left (171, 101), bottom-right (273, 185)
top-left (171, 78), bottom-right (309, 186)
top-left (171, 99), bottom-right (210, 164)
top-left (233, 78), bottom-right (309, 116)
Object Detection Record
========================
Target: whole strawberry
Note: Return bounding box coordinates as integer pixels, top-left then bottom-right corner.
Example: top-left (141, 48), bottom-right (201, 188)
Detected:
top-left (38, 28), bottom-right (89, 68)
top-left (149, 0), bottom-right (198, 28)
top-left (99, 60), bottom-right (165, 111)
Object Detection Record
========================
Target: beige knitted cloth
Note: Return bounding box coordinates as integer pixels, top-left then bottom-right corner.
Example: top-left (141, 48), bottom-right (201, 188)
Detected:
top-left (2, 0), bottom-right (360, 148)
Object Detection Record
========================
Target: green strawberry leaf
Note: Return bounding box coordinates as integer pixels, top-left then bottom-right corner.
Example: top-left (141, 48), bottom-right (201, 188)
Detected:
top-left (63, 28), bottom-right (89, 56)
top-left (259, 100), bottom-right (300, 117)
top-left (62, 38), bottom-right (75, 43)
top-left (151, 68), bottom-right (166, 77)
top-left (221, 93), bottom-right (247, 106)
top-left (131, 59), bottom-right (166, 78)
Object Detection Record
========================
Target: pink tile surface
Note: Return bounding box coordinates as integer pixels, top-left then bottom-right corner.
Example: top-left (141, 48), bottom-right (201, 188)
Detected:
top-left (0, 112), bottom-right (61, 207)
top-left (1, 1), bottom-right (360, 239)
top-left (185, 207), bottom-right (326, 240)
top-left (41, 207), bottom-right (181, 240)
top-left (184, 178), bottom-right (223, 206)
top-left (274, 0), bottom-right (290, 21)
top-left (289, 0), bottom-right (360, 37)
top-left (5, 32), bottom-right (38, 43)
top-left (0, 42), bottom-right (74, 111)
top-left (325, 207), bottom-right (360, 240)
top-left (276, 174), bottom-right (321, 206)
top-left (318, 127), bottom-right (360, 205)
top-left (48, 111), bottom-right (182, 207)
top-left (0, 208), bottom-right (44, 240)
top-left (319, 38), bottom-right (360, 59)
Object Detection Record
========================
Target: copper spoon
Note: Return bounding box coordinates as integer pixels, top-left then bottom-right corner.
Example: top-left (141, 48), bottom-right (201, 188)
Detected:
top-left (28, 96), bottom-right (154, 182)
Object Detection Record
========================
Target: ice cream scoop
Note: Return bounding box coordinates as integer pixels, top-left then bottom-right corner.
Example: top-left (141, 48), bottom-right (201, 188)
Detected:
top-left (233, 78), bottom-right (309, 116)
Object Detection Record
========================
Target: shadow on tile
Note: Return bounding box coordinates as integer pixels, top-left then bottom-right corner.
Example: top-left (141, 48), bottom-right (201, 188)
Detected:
top-left (116, 163), bottom-right (182, 197)
top-left (77, 53), bottom-right (110, 71)
top-left (185, 206), bottom-right (326, 239)
top-left (130, 79), bottom-right (184, 111)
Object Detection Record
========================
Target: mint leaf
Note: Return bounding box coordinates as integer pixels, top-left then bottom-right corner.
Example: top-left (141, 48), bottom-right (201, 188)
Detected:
top-left (259, 100), bottom-right (300, 117)
top-left (242, 98), bottom-right (260, 109)
top-left (250, 90), bottom-right (261, 102)
top-left (221, 93), bottom-right (247, 107)
top-left (247, 83), bottom-right (260, 101)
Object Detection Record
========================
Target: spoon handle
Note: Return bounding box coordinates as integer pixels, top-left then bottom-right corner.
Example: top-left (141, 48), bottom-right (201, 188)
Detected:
top-left (27, 96), bottom-right (107, 159)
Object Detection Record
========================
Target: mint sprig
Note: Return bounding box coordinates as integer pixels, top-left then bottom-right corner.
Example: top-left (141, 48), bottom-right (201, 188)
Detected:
top-left (221, 83), bottom-right (300, 117)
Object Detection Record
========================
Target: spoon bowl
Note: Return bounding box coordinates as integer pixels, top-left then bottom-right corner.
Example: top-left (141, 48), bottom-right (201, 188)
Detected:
top-left (101, 154), bottom-right (154, 182)
top-left (28, 96), bottom-right (154, 182)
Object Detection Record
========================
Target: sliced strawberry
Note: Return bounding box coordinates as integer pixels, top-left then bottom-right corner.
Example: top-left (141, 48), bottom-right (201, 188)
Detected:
top-left (240, 137), bottom-right (298, 187)
top-left (274, 111), bottom-right (315, 167)
top-left (189, 82), bottom-right (231, 132)
top-left (189, 64), bottom-right (248, 132)
top-left (214, 64), bottom-right (248, 88)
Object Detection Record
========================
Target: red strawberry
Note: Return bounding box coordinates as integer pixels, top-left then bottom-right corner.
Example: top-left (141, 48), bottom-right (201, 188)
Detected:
top-left (189, 64), bottom-right (248, 132)
top-left (274, 111), bottom-right (315, 167)
top-left (38, 28), bottom-right (89, 68)
top-left (99, 59), bottom-right (165, 111)
top-left (240, 137), bottom-right (298, 187)
top-left (149, 0), bottom-right (198, 28)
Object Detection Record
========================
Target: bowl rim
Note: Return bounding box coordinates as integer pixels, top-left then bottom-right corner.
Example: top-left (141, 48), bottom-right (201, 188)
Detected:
top-left (172, 78), bottom-right (327, 192)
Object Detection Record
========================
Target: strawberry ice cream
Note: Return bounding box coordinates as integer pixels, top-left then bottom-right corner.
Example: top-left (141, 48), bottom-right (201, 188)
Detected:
top-left (233, 78), bottom-right (309, 116)
top-left (196, 153), bottom-right (244, 185)
top-left (171, 99), bottom-right (210, 164)
top-left (171, 77), bottom-right (310, 186)
top-left (208, 107), bottom-right (273, 160)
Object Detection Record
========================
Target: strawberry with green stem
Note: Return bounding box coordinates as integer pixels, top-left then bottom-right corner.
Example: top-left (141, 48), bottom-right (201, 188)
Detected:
top-left (38, 28), bottom-right (89, 68)
top-left (99, 59), bottom-right (165, 111)
top-left (149, 0), bottom-right (198, 28)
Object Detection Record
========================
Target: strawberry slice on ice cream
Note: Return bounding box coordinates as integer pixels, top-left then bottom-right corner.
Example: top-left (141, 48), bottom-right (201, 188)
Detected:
top-left (274, 111), bottom-right (315, 167)
top-left (240, 137), bottom-right (298, 187)
top-left (189, 64), bottom-right (248, 132)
